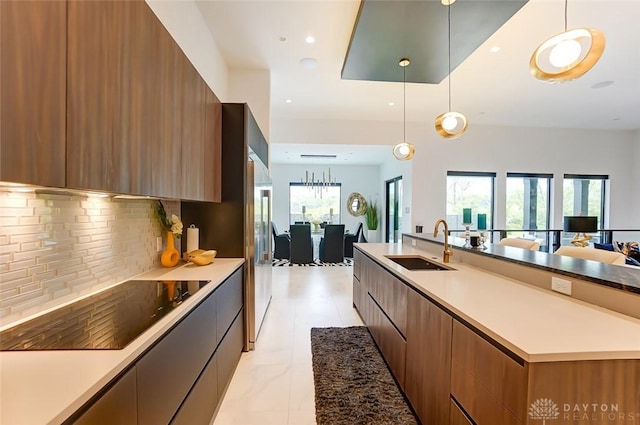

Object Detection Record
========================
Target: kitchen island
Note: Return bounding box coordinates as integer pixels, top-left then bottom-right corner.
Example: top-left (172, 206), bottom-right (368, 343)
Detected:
top-left (353, 242), bottom-right (640, 425)
top-left (0, 258), bottom-right (244, 425)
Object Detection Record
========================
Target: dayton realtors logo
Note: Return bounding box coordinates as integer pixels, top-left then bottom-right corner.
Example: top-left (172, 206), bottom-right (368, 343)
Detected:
top-left (529, 398), bottom-right (560, 424)
top-left (529, 398), bottom-right (639, 423)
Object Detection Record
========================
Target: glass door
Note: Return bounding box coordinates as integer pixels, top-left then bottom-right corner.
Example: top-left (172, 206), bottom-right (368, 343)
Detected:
top-left (385, 176), bottom-right (403, 243)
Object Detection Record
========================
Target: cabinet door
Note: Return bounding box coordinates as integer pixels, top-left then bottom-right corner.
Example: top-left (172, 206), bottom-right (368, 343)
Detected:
top-left (450, 320), bottom-right (527, 425)
top-left (0, 0), bottom-right (66, 187)
top-left (178, 56), bottom-right (206, 201)
top-left (450, 398), bottom-right (473, 425)
top-left (217, 307), bottom-right (244, 397)
top-left (73, 367), bottom-right (137, 425)
top-left (367, 292), bottom-right (406, 388)
top-left (203, 87), bottom-right (222, 202)
top-left (405, 289), bottom-right (453, 425)
top-left (136, 290), bottom-right (217, 425)
top-left (67, 0), bottom-right (152, 194)
top-left (171, 355), bottom-right (218, 425)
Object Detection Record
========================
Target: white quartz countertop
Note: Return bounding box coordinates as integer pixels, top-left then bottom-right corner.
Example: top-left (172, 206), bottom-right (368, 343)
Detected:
top-left (355, 243), bottom-right (640, 363)
top-left (0, 258), bottom-right (244, 425)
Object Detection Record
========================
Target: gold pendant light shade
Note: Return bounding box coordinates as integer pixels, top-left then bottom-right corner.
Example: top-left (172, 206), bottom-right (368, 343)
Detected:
top-left (392, 58), bottom-right (415, 161)
top-left (392, 142), bottom-right (415, 160)
top-left (434, 111), bottom-right (468, 139)
top-left (530, 28), bottom-right (605, 83)
top-left (435, 3), bottom-right (468, 139)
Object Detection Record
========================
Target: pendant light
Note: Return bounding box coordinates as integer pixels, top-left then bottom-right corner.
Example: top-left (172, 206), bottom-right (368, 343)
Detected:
top-left (393, 58), bottom-right (415, 161)
top-left (435, 3), bottom-right (468, 139)
top-left (530, 0), bottom-right (605, 83)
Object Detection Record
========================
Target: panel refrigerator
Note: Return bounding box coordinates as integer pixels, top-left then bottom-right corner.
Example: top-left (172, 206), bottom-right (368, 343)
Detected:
top-left (181, 103), bottom-right (272, 350)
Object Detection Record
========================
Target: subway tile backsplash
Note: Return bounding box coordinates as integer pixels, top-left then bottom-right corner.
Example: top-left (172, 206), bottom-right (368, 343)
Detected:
top-left (0, 189), bottom-right (180, 325)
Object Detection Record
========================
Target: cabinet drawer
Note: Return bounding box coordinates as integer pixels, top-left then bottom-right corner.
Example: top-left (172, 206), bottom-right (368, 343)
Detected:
top-left (451, 362), bottom-right (522, 425)
top-left (451, 321), bottom-right (527, 423)
top-left (370, 271), bottom-right (407, 336)
top-left (217, 307), bottom-right (244, 397)
top-left (367, 294), bottom-right (406, 388)
top-left (353, 275), bottom-right (362, 311)
top-left (73, 368), bottom-right (137, 425)
top-left (353, 249), bottom-right (363, 280)
top-left (216, 267), bottom-right (243, 339)
top-left (171, 354), bottom-right (218, 425)
top-left (450, 398), bottom-right (473, 425)
top-left (137, 290), bottom-right (217, 425)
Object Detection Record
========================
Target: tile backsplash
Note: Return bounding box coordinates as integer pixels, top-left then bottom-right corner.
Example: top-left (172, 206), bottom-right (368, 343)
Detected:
top-left (0, 189), bottom-right (180, 325)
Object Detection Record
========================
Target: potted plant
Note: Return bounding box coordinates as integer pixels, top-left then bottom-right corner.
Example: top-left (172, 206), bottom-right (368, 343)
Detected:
top-left (365, 200), bottom-right (379, 243)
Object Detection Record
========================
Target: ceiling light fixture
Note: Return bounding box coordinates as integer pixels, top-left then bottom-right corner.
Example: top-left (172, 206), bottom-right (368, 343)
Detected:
top-left (305, 36), bottom-right (315, 44)
top-left (393, 58), bottom-right (415, 161)
top-left (435, 3), bottom-right (468, 139)
top-left (300, 168), bottom-right (336, 199)
top-left (530, 0), bottom-right (605, 83)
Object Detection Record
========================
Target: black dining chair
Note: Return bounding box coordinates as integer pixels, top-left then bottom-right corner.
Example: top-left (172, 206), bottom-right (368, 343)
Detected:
top-left (344, 222), bottom-right (363, 258)
top-left (289, 224), bottom-right (313, 264)
top-left (319, 224), bottom-right (345, 263)
top-left (272, 221), bottom-right (290, 260)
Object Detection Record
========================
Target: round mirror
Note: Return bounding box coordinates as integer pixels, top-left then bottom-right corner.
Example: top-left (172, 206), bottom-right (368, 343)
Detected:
top-left (347, 192), bottom-right (367, 217)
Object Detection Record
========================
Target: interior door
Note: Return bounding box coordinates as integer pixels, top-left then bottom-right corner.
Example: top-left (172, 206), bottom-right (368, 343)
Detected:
top-left (385, 176), bottom-right (403, 243)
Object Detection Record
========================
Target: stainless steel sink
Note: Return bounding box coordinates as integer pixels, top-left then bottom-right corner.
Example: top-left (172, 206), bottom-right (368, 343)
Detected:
top-left (384, 255), bottom-right (454, 271)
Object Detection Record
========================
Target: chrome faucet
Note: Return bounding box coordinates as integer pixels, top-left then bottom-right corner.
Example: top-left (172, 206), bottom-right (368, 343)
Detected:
top-left (433, 219), bottom-right (453, 263)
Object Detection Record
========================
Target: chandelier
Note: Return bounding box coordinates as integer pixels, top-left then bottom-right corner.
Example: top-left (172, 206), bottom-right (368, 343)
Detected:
top-left (301, 168), bottom-right (336, 198)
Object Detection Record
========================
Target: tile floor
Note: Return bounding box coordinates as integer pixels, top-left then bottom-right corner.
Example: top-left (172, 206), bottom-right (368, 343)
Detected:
top-left (212, 266), bottom-right (362, 425)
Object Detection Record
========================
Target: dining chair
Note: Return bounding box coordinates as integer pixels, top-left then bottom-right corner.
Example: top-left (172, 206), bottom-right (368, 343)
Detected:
top-left (289, 224), bottom-right (313, 264)
top-left (319, 224), bottom-right (345, 263)
top-left (271, 221), bottom-right (290, 260)
top-left (344, 222), bottom-right (363, 258)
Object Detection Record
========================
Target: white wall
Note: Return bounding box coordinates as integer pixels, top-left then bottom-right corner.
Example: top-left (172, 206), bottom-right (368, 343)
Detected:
top-left (147, 0), bottom-right (229, 101)
top-left (228, 69), bottom-right (271, 143)
top-left (272, 117), bottom-right (639, 232)
top-left (270, 163), bottom-right (380, 235)
top-left (379, 156), bottom-right (413, 237)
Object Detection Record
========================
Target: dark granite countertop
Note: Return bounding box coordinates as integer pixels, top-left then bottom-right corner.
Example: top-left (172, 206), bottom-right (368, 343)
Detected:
top-left (404, 233), bottom-right (640, 295)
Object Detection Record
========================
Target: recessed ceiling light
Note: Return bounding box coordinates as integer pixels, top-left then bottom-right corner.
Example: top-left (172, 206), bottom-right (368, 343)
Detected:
top-left (591, 80), bottom-right (614, 89)
top-left (279, 36), bottom-right (287, 42)
top-left (285, 99), bottom-right (292, 103)
top-left (489, 46), bottom-right (501, 53)
top-left (388, 102), bottom-right (395, 106)
top-left (612, 117), bottom-right (621, 121)
top-left (299, 58), bottom-right (318, 69)
top-left (305, 36), bottom-right (315, 44)
top-left (478, 111), bottom-right (486, 115)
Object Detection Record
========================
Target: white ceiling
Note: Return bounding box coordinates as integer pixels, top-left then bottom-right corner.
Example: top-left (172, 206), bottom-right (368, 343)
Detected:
top-left (196, 0), bottom-right (640, 164)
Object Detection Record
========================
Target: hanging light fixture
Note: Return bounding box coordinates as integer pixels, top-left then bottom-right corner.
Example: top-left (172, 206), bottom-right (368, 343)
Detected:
top-left (530, 0), bottom-right (605, 83)
top-left (392, 58), bottom-right (415, 161)
top-left (435, 3), bottom-right (468, 139)
top-left (300, 167), bottom-right (336, 199)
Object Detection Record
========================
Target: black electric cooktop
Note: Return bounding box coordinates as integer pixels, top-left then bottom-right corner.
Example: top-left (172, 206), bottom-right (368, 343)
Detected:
top-left (0, 280), bottom-right (211, 351)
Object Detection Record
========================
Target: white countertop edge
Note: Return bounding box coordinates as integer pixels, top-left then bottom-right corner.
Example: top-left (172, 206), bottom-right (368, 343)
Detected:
top-left (355, 243), bottom-right (640, 364)
top-left (0, 258), bottom-right (244, 425)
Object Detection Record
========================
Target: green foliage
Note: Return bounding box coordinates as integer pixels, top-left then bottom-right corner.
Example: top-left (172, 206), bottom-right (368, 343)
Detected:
top-left (366, 201), bottom-right (379, 230)
top-left (156, 201), bottom-right (172, 231)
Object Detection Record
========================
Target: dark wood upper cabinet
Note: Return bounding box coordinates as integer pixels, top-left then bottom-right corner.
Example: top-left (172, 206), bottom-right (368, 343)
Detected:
top-left (66, 0), bottom-right (220, 200)
top-left (203, 87), bottom-right (222, 202)
top-left (0, 0), bottom-right (67, 187)
top-left (67, 0), bottom-right (154, 195)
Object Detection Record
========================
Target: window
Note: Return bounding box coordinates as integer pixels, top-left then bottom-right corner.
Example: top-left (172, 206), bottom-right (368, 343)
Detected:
top-left (289, 183), bottom-right (341, 225)
top-left (562, 174), bottom-right (607, 228)
top-left (446, 172), bottom-right (495, 230)
top-left (506, 173), bottom-right (552, 250)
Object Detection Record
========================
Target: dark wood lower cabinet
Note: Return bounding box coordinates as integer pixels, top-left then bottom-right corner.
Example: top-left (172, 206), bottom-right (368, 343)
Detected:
top-left (71, 267), bottom-right (243, 425)
top-left (353, 248), bottom-right (640, 425)
top-left (405, 289), bottom-right (452, 425)
top-left (72, 368), bottom-right (137, 425)
top-left (216, 308), bottom-right (244, 398)
top-left (450, 398), bottom-right (474, 425)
